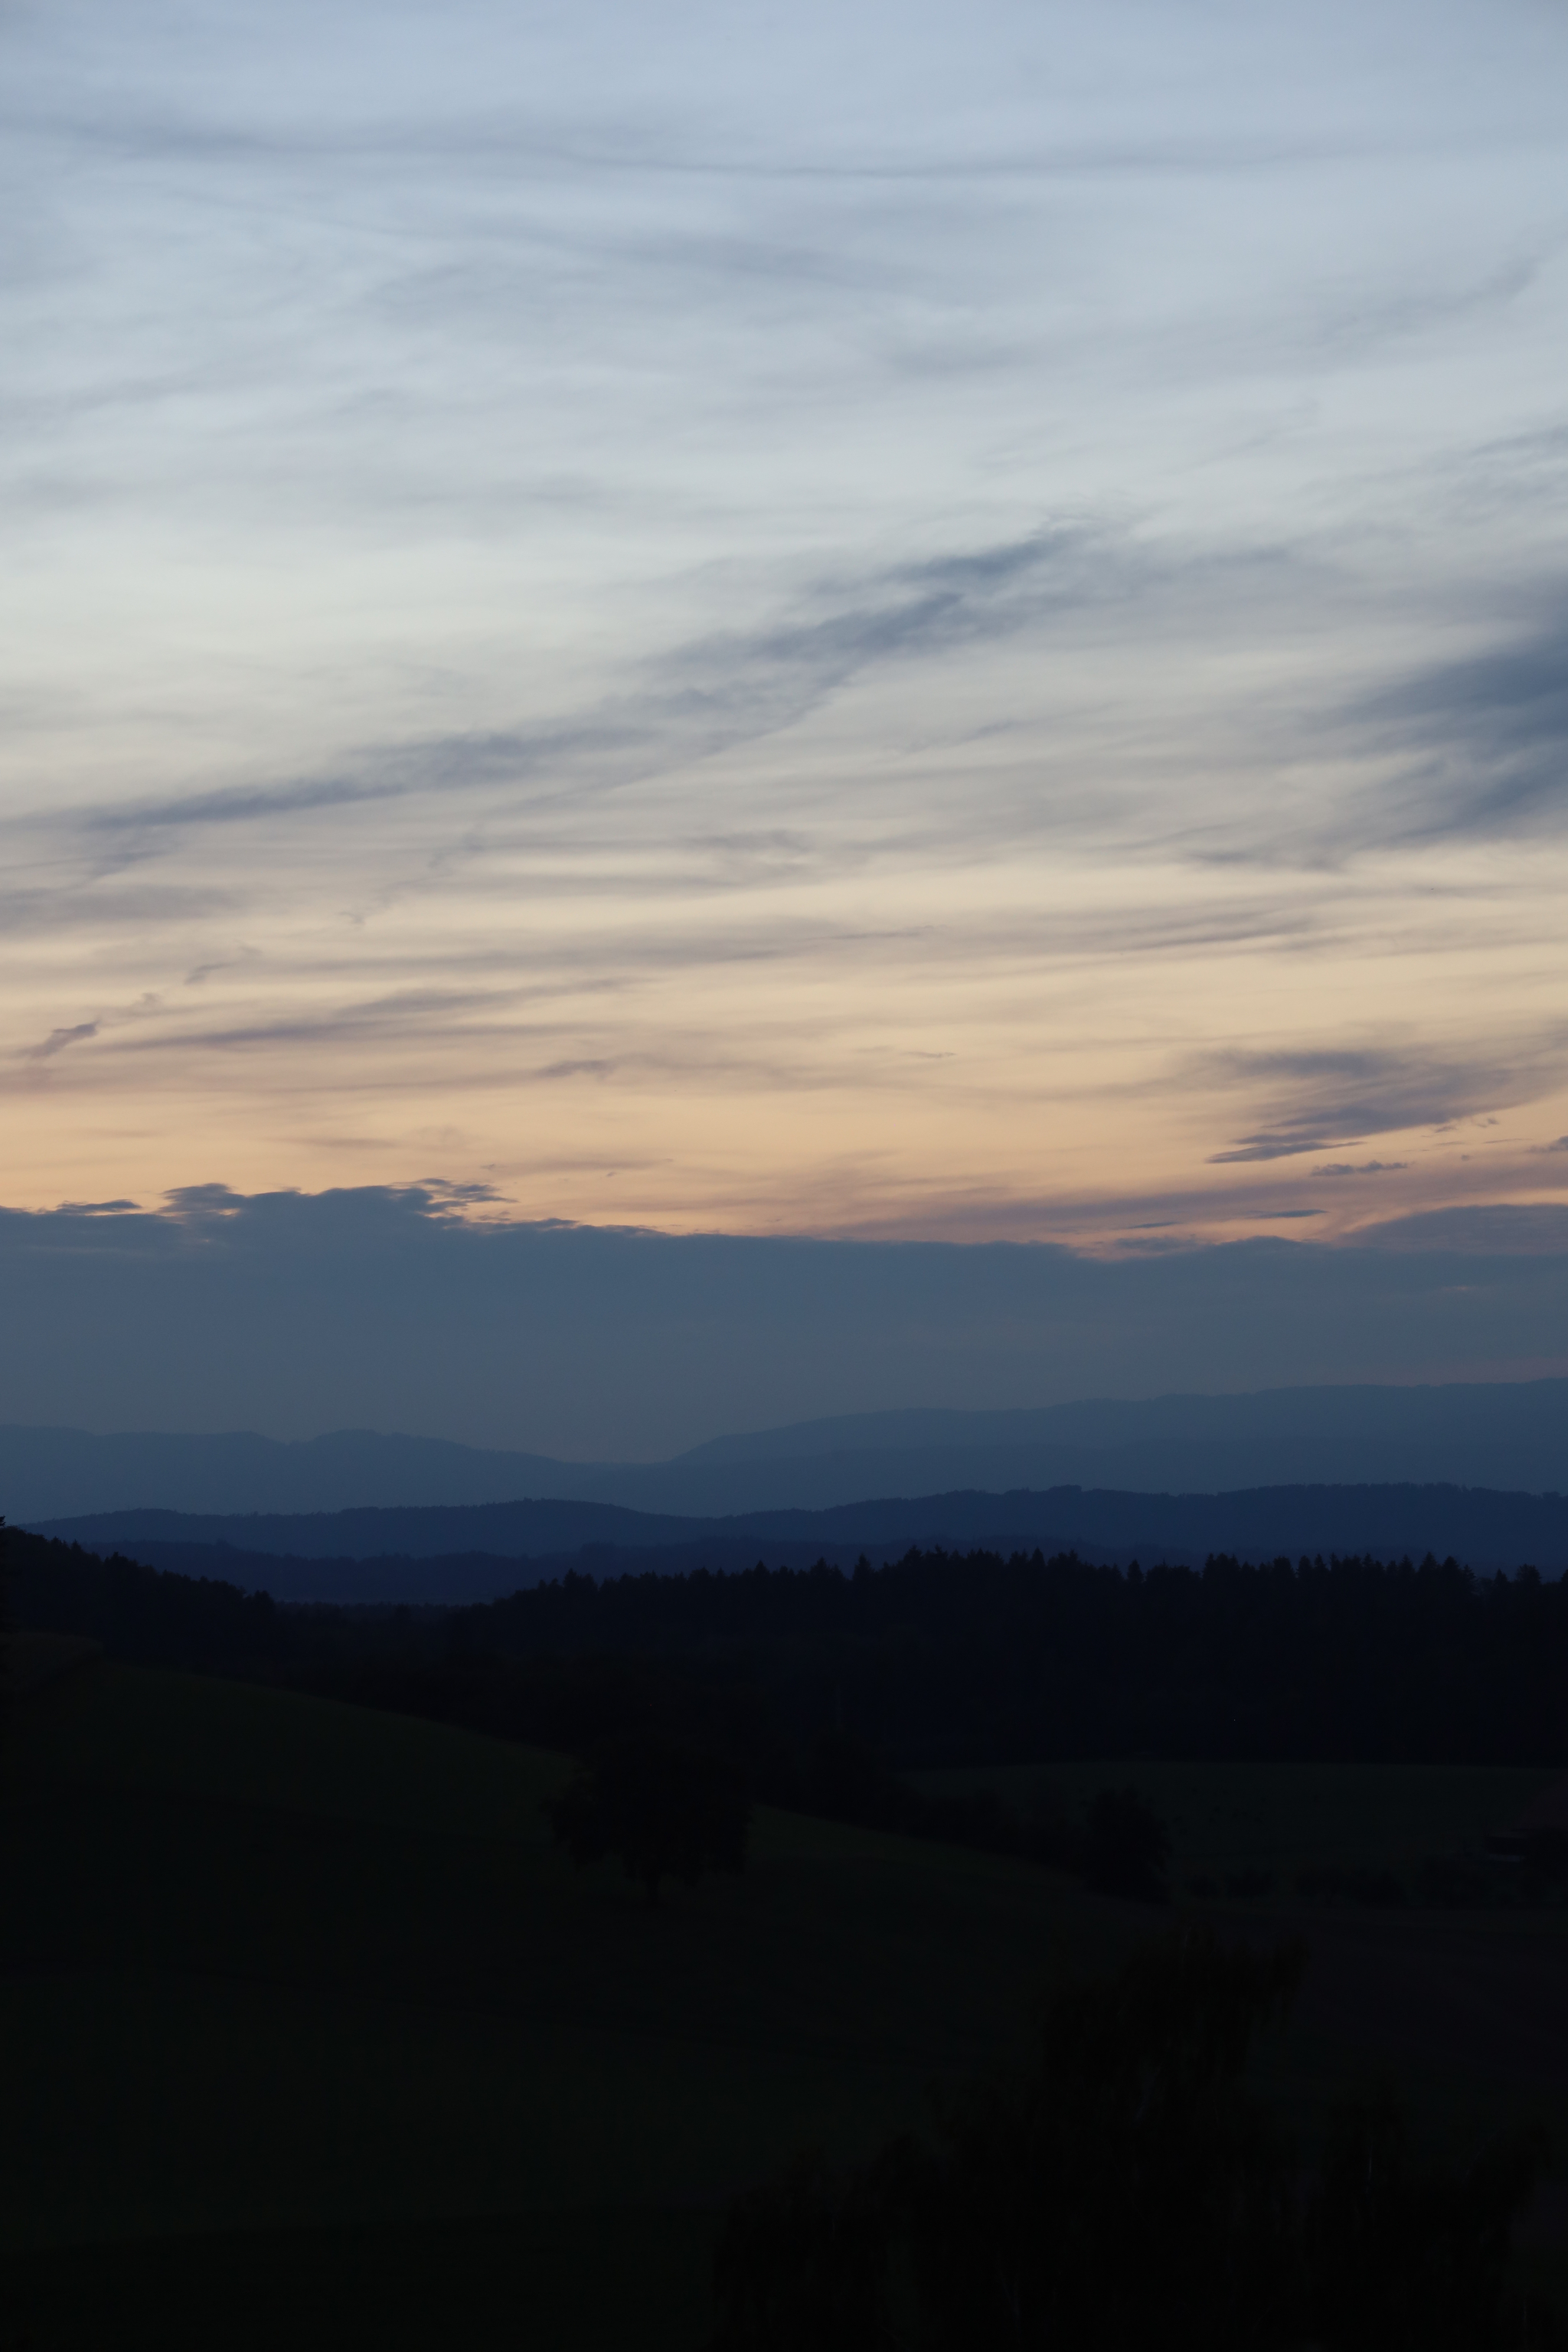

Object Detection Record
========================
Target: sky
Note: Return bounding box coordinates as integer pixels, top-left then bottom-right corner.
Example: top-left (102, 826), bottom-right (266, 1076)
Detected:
top-left (5, 0), bottom-right (1568, 1272)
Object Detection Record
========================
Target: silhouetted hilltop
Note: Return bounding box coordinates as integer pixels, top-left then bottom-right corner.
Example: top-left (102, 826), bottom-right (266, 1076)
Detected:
top-left (25, 1482), bottom-right (1568, 1601)
top-left (674, 1383), bottom-right (1568, 1477)
top-left (3, 1524), bottom-right (297, 1672)
top-left (28, 1495), bottom-right (711, 1563)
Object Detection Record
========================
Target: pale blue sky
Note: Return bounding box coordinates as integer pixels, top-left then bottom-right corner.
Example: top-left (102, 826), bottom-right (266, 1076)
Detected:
top-left (5, 0), bottom-right (1568, 1255)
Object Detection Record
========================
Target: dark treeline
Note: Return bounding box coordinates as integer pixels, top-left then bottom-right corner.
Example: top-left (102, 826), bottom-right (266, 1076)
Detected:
top-left (9, 1524), bottom-right (1568, 1769)
top-left (4, 1523), bottom-right (299, 1674)
top-left (446, 1543), bottom-right (1568, 1768)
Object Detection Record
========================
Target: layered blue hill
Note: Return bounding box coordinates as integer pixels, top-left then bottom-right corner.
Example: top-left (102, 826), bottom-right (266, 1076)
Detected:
top-left (4, 1380), bottom-right (1566, 1527)
top-left (24, 1480), bottom-right (1568, 1604)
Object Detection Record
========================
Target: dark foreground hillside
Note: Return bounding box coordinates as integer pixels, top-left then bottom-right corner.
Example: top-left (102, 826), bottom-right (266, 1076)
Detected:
top-left (0, 1650), bottom-right (1119, 2347)
top-left (8, 1507), bottom-right (1568, 2346)
top-left (5, 1646), bottom-right (1568, 2348)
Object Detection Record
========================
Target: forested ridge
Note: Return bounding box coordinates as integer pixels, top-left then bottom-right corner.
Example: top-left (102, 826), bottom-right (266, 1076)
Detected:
top-left (8, 1521), bottom-right (1567, 1767)
top-left (453, 1545), bottom-right (1568, 1766)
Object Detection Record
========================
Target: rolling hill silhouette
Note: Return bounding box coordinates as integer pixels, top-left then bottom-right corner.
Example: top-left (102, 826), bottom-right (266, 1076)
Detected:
top-left (25, 1481), bottom-right (1568, 1604)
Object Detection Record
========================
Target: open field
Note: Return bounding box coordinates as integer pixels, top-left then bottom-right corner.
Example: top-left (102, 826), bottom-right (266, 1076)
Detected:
top-left (2, 1660), bottom-right (1096, 2345)
top-left (909, 1757), bottom-right (1564, 1891)
top-left (5, 1660), bottom-right (1568, 2345)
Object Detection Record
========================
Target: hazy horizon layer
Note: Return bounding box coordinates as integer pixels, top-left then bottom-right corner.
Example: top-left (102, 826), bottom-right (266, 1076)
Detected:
top-left (4, 1187), bottom-right (1568, 1464)
top-left (4, 1346), bottom-right (1566, 1522)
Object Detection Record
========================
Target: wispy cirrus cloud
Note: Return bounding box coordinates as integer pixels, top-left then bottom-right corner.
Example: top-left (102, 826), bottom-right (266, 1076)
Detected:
top-left (1204, 1045), bottom-right (1553, 1165)
top-left (1334, 596), bottom-right (1568, 848)
top-left (21, 1022), bottom-right (98, 1062)
top-left (4, 0), bottom-right (1568, 1248)
top-left (54, 524), bottom-right (1109, 854)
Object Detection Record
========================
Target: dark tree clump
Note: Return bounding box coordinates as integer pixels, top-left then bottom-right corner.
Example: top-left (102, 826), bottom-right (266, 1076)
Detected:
top-left (1078, 1782), bottom-right (1171, 1902)
top-left (708, 1926), bottom-right (1554, 2351)
top-left (544, 1734), bottom-right (751, 1906)
top-left (908, 1927), bottom-right (1305, 2350)
top-left (466, 1546), bottom-right (1568, 1770)
top-left (1308, 2086), bottom-right (1551, 2352)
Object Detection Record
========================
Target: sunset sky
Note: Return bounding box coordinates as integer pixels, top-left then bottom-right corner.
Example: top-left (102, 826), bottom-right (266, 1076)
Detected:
top-left (5, 0), bottom-right (1568, 1253)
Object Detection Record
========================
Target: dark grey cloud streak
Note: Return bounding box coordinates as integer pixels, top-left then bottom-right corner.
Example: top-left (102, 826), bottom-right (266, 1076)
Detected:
top-left (64, 528), bottom-right (1106, 854)
top-left (23, 1022), bottom-right (99, 1061)
top-left (1204, 1045), bottom-right (1559, 1165)
top-left (42, 524), bottom-right (1568, 923)
top-left (1338, 596), bottom-right (1568, 846)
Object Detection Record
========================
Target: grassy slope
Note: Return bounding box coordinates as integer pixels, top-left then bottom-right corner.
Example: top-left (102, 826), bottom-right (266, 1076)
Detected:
top-left (2, 1658), bottom-right (1105, 2347)
top-left (910, 1757), bottom-right (1563, 1889)
top-left (911, 1758), bottom-right (1568, 2174)
top-left (6, 1659), bottom-right (1568, 2347)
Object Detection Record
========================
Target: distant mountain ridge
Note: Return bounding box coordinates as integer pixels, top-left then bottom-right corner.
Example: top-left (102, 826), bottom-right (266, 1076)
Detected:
top-left (4, 1378), bottom-right (1567, 1524)
top-left (27, 1481), bottom-right (1568, 1604)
